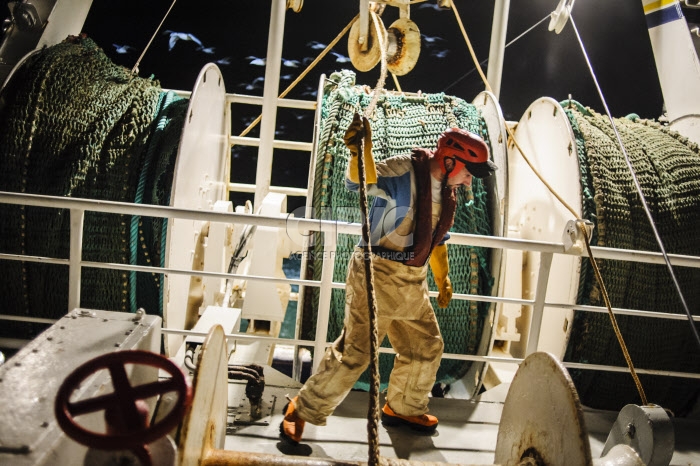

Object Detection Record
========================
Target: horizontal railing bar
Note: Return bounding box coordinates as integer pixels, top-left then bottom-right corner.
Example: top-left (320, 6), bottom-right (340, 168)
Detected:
top-left (230, 135), bottom-right (313, 151)
top-left (0, 252), bottom-right (69, 266)
top-left (228, 182), bottom-right (308, 197)
top-left (546, 301), bottom-right (700, 321)
top-left (0, 314), bottom-right (58, 324)
top-left (2, 191), bottom-right (699, 271)
top-left (80, 261), bottom-right (320, 287)
top-left (162, 90), bottom-right (316, 111)
top-left (226, 93), bottom-right (316, 110)
top-left (0, 192), bottom-right (347, 234)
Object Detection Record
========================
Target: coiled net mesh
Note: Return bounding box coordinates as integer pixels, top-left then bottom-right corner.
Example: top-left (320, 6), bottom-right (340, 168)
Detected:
top-left (564, 102), bottom-right (700, 415)
top-left (0, 36), bottom-right (187, 341)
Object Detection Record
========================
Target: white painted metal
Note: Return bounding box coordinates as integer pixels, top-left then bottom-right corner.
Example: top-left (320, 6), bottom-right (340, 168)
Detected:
top-left (201, 200), bottom-right (234, 312)
top-left (253, 0), bottom-right (286, 210)
top-left (292, 73), bottom-right (327, 379)
top-left (165, 63), bottom-right (228, 357)
top-left (549, 0), bottom-right (575, 35)
top-left (229, 135), bottom-right (313, 152)
top-left (0, 309), bottom-right (161, 466)
top-left (505, 97), bottom-right (581, 359)
top-left (173, 305), bottom-right (242, 368)
top-left (68, 209), bottom-right (84, 312)
top-left (36, 0), bottom-right (93, 49)
top-left (643, 0), bottom-right (700, 144)
top-left (526, 251), bottom-right (554, 355)
top-left (0, 0), bottom-right (93, 83)
top-left (2, 191), bottom-right (700, 340)
top-left (669, 114), bottom-right (700, 145)
top-left (466, 90), bottom-right (509, 395)
top-left (228, 182), bottom-right (308, 197)
top-left (312, 232), bottom-right (337, 372)
top-left (241, 192), bottom-right (291, 322)
top-left (359, 0), bottom-right (370, 51)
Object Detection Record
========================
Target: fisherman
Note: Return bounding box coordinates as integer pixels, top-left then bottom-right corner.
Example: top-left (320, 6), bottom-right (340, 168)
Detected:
top-left (281, 113), bottom-right (497, 443)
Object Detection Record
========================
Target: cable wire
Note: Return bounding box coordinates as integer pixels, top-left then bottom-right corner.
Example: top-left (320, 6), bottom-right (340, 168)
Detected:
top-left (132, 0), bottom-right (177, 75)
top-left (442, 13), bottom-right (550, 93)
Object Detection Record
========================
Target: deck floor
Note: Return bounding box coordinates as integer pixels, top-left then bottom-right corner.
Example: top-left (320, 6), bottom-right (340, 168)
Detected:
top-left (223, 366), bottom-right (700, 465)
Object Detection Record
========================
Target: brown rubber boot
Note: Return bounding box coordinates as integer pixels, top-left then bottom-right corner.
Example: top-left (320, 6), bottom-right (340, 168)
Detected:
top-left (381, 403), bottom-right (438, 433)
top-left (279, 396), bottom-right (305, 444)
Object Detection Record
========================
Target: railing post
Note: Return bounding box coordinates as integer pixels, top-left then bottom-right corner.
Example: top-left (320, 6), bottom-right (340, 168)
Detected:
top-left (68, 208), bottom-right (85, 312)
top-left (312, 231), bottom-right (337, 373)
top-left (526, 251), bottom-right (553, 355)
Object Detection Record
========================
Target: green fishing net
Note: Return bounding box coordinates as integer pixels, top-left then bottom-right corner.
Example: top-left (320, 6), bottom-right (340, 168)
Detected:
top-left (0, 36), bottom-right (187, 341)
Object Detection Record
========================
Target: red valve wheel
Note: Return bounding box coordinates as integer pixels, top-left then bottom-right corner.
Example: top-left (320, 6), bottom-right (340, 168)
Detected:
top-left (54, 350), bottom-right (192, 451)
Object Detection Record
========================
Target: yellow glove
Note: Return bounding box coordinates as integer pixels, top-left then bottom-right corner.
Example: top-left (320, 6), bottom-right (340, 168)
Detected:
top-left (344, 113), bottom-right (377, 184)
top-left (429, 243), bottom-right (452, 308)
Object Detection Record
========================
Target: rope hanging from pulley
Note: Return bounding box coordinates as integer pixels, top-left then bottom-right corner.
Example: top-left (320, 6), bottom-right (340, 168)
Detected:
top-left (356, 10), bottom-right (389, 466)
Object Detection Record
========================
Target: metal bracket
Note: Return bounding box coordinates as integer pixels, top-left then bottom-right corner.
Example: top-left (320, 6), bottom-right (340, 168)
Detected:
top-left (226, 394), bottom-right (277, 434)
top-left (562, 219), bottom-right (593, 255)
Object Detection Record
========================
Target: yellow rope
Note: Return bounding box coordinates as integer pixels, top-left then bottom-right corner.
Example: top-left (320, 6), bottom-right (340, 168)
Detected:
top-left (449, 0), bottom-right (648, 404)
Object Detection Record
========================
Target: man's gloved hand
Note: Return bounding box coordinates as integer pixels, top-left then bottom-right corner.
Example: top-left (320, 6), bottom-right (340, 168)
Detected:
top-left (344, 113), bottom-right (377, 184)
top-left (429, 243), bottom-right (452, 308)
top-left (437, 276), bottom-right (453, 309)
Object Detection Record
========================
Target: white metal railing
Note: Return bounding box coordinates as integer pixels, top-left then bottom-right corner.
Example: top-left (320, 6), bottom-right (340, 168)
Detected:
top-left (1, 190), bottom-right (699, 381)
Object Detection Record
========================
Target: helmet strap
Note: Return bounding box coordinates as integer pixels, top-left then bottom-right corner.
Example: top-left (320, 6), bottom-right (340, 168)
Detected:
top-left (443, 156), bottom-right (455, 176)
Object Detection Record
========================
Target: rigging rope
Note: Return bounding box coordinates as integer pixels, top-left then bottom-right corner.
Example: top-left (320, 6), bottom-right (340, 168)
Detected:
top-left (579, 222), bottom-right (648, 405)
top-left (442, 13), bottom-right (551, 94)
top-left (449, 0), bottom-right (579, 220)
top-left (236, 14), bottom-right (359, 141)
top-left (131, 0), bottom-right (177, 74)
top-left (361, 10), bottom-right (389, 466)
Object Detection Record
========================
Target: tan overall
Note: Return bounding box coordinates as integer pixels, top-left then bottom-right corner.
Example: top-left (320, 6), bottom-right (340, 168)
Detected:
top-left (296, 247), bottom-right (444, 426)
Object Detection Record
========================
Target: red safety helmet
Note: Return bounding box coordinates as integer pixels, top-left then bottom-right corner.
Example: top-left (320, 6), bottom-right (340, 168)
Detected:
top-left (434, 128), bottom-right (496, 178)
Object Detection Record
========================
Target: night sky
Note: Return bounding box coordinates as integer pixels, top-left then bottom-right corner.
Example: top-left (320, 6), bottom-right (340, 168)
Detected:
top-left (2, 0), bottom-right (689, 209)
top-left (73, 0), bottom-right (669, 118)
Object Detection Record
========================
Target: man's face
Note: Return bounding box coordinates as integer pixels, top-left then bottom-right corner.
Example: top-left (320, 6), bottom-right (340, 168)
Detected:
top-left (446, 165), bottom-right (473, 188)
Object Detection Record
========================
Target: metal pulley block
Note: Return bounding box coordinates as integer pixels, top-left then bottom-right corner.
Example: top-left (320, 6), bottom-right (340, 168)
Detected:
top-left (562, 218), bottom-right (594, 254)
top-left (601, 404), bottom-right (675, 466)
top-left (286, 0), bottom-right (303, 13)
top-left (7, 1), bottom-right (42, 31)
top-left (549, 0), bottom-right (576, 34)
